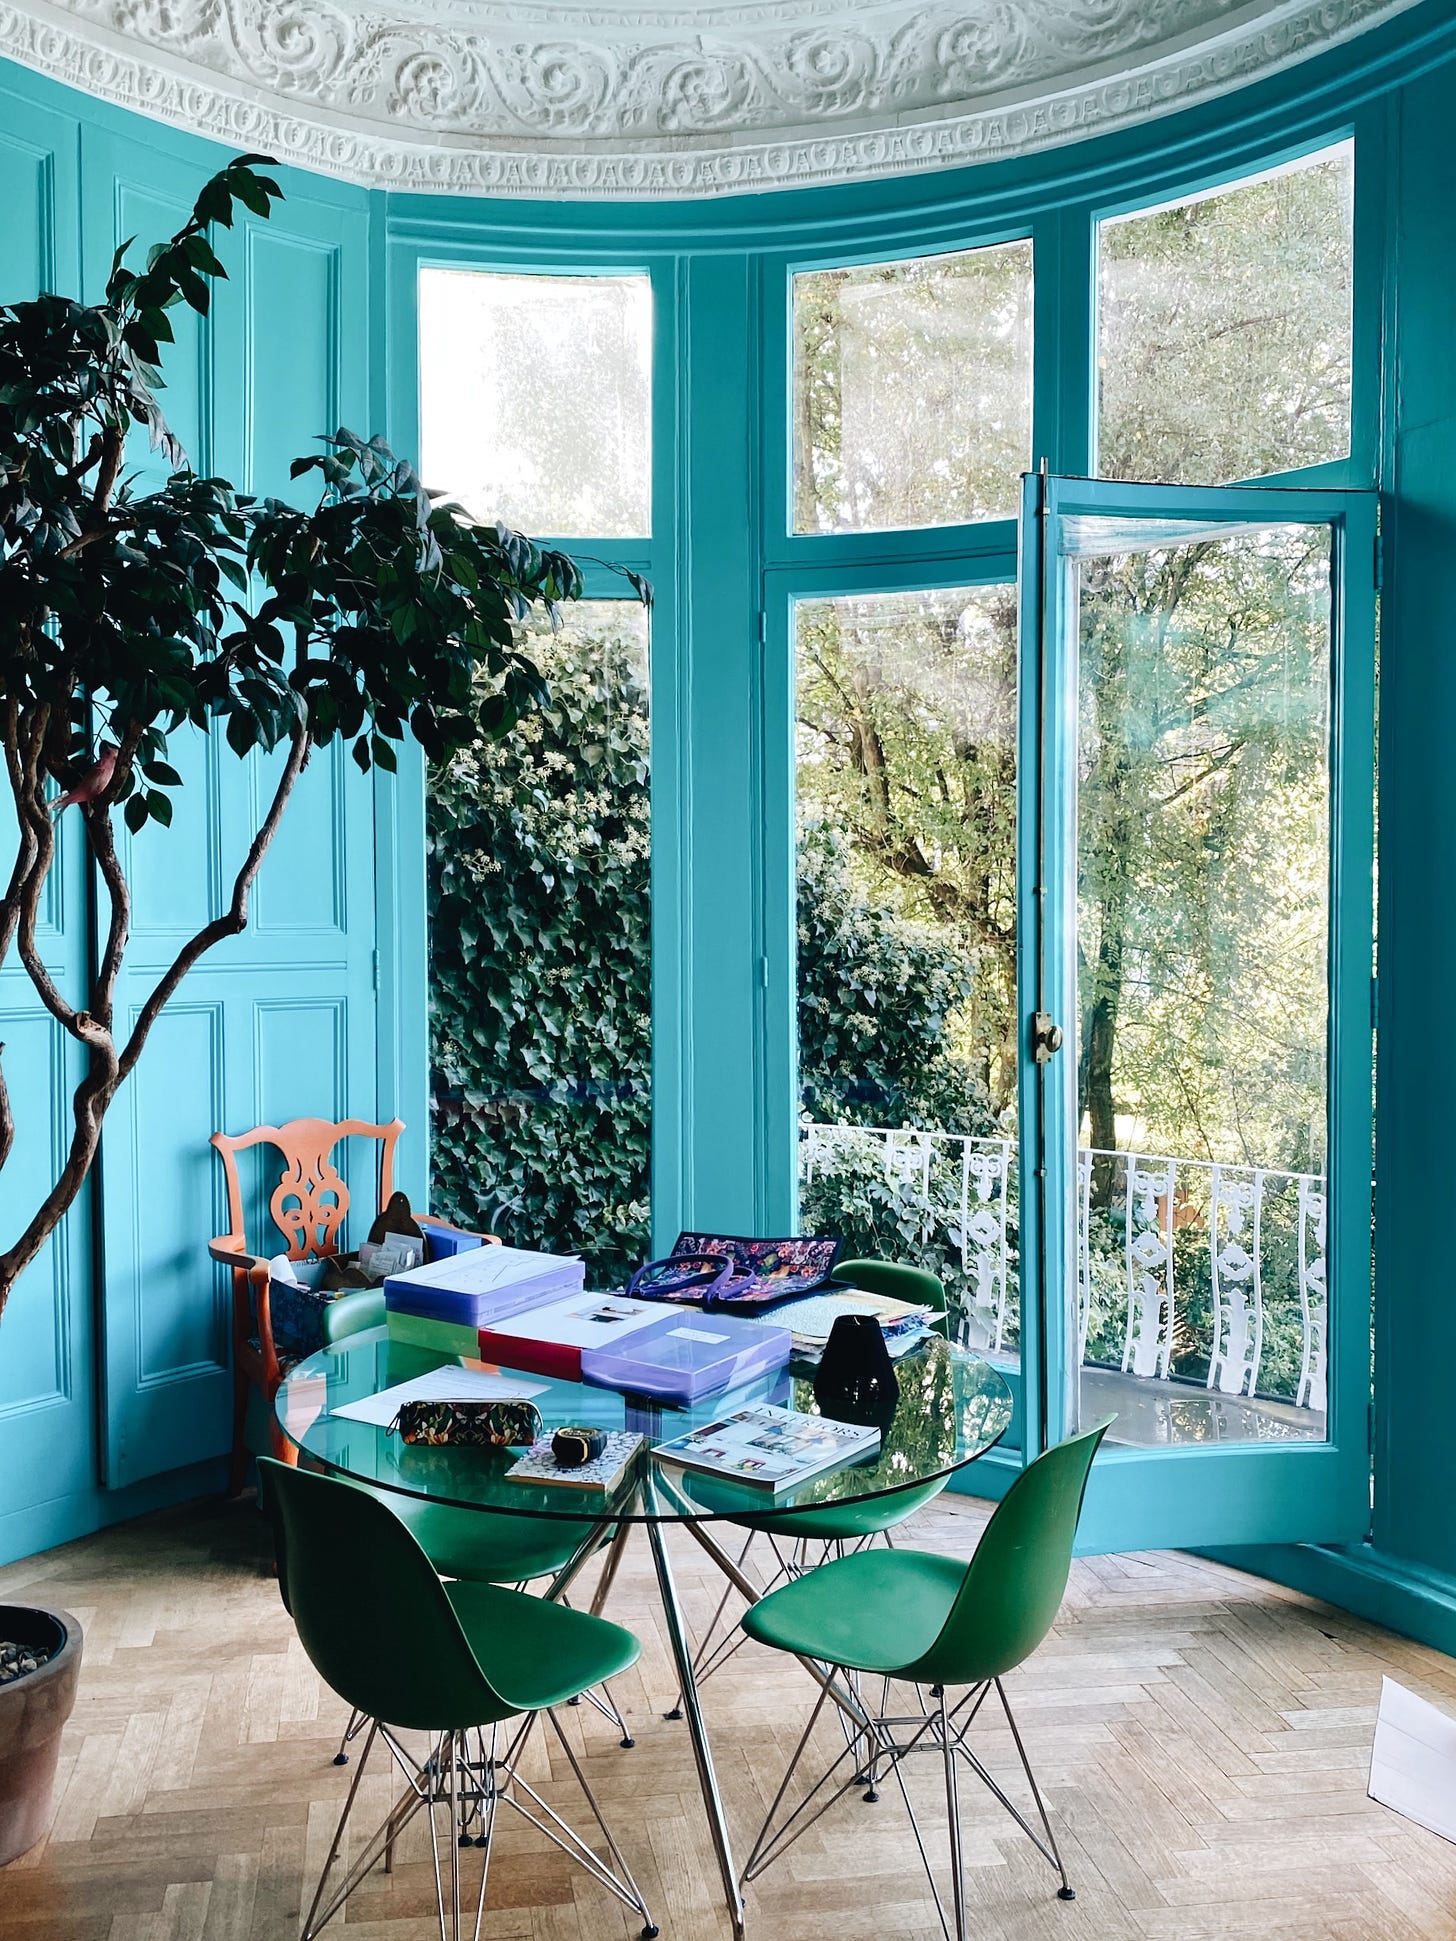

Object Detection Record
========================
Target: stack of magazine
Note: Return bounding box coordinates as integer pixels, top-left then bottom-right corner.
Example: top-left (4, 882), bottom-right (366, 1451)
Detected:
top-left (750, 1290), bottom-right (935, 1362)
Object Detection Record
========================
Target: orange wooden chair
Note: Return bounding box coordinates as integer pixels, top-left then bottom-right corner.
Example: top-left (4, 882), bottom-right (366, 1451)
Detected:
top-left (209, 1116), bottom-right (484, 1495)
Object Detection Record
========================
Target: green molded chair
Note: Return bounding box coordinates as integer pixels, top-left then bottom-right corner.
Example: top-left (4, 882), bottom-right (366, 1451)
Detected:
top-left (329, 1494), bottom-right (635, 1765)
top-left (317, 1291), bottom-right (634, 1763)
top-left (739, 1419), bottom-right (1112, 1940)
top-left (260, 1459), bottom-right (658, 1941)
top-left (677, 1259), bottom-right (954, 1706)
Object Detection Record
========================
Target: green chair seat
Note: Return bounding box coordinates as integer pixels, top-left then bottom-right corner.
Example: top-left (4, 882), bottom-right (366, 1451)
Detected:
top-left (737, 1477), bottom-right (947, 1543)
top-left (445, 1580), bottom-right (639, 1716)
top-left (323, 1288), bottom-right (386, 1342)
top-left (743, 1546), bottom-right (965, 1673)
top-left (382, 1495), bottom-right (598, 1585)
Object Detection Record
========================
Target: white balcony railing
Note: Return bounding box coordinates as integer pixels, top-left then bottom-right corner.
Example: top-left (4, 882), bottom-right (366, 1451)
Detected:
top-left (798, 1121), bottom-right (1327, 1415)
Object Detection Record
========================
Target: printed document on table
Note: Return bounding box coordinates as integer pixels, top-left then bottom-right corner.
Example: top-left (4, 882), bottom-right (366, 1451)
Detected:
top-left (329, 1365), bottom-right (547, 1427)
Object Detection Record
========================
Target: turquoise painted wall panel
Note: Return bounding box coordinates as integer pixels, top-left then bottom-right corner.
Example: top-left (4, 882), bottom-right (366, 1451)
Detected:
top-left (0, 126), bottom-right (53, 299)
top-left (253, 740), bottom-right (351, 942)
top-left (108, 173), bottom-right (208, 473)
top-left (55, 124), bottom-right (384, 1490)
top-left (243, 226), bottom-right (337, 495)
top-left (0, 1016), bottom-right (75, 1411)
top-left (124, 727), bottom-right (221, 935)
top-left (0, 89), bottom-right (99, 1562)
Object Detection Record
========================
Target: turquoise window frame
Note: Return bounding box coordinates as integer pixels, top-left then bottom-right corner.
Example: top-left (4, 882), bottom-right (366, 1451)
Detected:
top-left (385, 237), bottom-right (677, 1234)
top-left (379, 58), bottom-right (1408, 1553)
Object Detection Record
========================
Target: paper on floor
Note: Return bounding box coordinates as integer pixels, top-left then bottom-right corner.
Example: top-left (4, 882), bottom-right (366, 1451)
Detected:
top-left (1368, 1675), bottom-right (1456, 1844)
top-left (328, 1365), bottom-right (547, 1428)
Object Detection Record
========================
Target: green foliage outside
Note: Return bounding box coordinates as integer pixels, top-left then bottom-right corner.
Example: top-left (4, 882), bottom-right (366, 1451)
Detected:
top-left (428, 618), bottom-right (991, 1286)
top-left (429, 611), bottom-right (652, 1287)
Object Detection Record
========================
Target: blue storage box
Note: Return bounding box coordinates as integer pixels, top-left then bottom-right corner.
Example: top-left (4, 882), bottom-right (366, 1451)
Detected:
top-left (583, 1311), bottom-right (792, 1404)
top-left (419, 1218), bottom-right (487, 1261)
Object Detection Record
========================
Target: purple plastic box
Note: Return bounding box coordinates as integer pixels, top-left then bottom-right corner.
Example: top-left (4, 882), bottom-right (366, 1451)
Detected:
top-left (583, 1311), bottom-right (792, 1404)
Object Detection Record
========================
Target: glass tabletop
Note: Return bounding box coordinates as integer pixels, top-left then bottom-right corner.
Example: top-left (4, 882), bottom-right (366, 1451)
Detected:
top-left (274, 1325), bottom-right (1012, 1525)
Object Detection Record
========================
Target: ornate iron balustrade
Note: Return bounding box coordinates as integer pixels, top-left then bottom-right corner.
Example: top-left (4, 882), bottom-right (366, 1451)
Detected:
top-left (798, 1121), bottom-right (1328, 1414)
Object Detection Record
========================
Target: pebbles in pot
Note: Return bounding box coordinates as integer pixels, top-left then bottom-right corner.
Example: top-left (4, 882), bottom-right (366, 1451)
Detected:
top-left (0, 1639), bottom-right (52, 1685)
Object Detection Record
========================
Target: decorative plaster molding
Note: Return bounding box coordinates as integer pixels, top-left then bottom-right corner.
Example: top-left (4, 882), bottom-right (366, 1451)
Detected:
top-left (0, 0), bottom-right (1420, 198)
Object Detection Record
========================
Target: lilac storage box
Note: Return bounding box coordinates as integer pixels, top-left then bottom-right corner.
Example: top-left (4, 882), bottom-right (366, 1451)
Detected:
top-left (583, 1311), bottom-right (792, 1404)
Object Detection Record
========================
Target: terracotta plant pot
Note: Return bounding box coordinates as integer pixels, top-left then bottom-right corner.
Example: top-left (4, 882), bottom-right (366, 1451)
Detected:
top-left (0, 1604), bottom-right (82, 1867)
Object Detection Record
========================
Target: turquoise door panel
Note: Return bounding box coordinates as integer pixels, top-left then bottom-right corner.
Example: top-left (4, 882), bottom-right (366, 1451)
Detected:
top-left (0, 100), bottom-right (98, 1559)
top-left (1019, 475), bottom-right (1377, 1553)
top-left (79, 134), bottom-right (380, 1488)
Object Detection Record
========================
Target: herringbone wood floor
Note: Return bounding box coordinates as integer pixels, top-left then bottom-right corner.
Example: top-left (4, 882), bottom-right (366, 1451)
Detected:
top-left (2, 1493), bottom-right (1454, 1940)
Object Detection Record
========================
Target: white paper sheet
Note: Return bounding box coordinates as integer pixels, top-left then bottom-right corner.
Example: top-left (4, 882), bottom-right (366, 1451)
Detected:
top-left (328, 1365), bottom-right (547, 1428)
top-left (1368, 1675), bottom-right (1456, 1844)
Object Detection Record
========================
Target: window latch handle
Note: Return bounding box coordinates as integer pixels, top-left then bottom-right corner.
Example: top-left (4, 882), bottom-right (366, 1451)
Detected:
top-left (1031, 1012), bottom-right (1064, 1063)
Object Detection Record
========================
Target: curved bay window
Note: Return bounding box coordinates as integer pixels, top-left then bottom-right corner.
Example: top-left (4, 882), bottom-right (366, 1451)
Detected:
top-left (406, 118), bottom-right (1375, 1555)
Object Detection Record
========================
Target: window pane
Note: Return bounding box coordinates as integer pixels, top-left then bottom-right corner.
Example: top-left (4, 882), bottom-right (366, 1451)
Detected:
top-left (419, 268), bottom-right (651, 537)
top-left (428, 602), bottom-right (650, 1284)
top-left (1071, 521), bottom-right (1332, 1446)
top-left (793, 242), bottom-right (1033, 533)
top-left (794, 585), bottom-right (1021, 1398)
top-left (1097, 144), bottom-right (1354, 485)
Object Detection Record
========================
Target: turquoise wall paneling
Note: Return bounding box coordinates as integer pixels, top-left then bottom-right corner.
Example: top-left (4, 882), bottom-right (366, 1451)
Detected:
top-left (0, 92), bottom-right (99, 1562)
top-left (91, 143), bottom-right (380, 1489)
top-left (0, 74), bottom-right (380, 1520)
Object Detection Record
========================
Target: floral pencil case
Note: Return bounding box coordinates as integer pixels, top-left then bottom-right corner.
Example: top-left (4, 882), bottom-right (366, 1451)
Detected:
top-left (389, 1399), bottom-right (544, 1448)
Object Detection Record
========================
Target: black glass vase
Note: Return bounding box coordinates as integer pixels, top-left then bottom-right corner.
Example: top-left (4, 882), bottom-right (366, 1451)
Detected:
top-left (812, 1313), bottom-right (900, 1428)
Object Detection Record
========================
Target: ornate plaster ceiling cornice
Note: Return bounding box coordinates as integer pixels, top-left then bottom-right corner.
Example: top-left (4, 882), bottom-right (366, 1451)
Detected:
top-left (0, 0), bottom-right (1419, 199)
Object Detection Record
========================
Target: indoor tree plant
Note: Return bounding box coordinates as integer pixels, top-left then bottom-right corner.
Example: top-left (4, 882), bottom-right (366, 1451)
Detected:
top-left (0, 151), bottom-right (644, 1864)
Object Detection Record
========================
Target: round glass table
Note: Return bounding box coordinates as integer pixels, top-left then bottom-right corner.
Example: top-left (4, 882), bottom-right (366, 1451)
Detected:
top-left (275, 1324), bottom-right (1012, 1936)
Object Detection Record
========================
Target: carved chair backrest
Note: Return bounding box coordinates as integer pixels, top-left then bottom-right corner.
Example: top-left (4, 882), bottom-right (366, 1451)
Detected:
top-left (211, 1117), bottom-right (405, 1261)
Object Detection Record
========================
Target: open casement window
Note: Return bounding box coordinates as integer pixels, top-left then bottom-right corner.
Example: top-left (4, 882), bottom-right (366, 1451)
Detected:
top-left (1016, 475), bottom-right (1375, 1552)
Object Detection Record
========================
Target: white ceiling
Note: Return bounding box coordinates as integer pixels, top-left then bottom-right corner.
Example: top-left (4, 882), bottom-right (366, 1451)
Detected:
top-left (0, 0), bottom-right (1416, 198)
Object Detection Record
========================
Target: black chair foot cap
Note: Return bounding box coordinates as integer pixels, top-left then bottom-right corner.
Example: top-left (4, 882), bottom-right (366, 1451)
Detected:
top-left (474, 1835), bottom-right (489, 1849)
top-left (332, 1753), bottom-right (348, 1767)
top-left (664, 1708), bottom-right (683, 1721)
top-left (1057, 1888), bottom-right (1076, 1902)
top-left (620, 1735), bottom-right (636, 1749)
top-left (641, 1926), bottom-right (660, 1938)
top-left (568, 1694), bottom-right (581, 1706)
top-left (929, 1684), bottom-right (944, 1697)
top-left (862, 1788), bottom-right (879, 1803)
top-left (457, 1833), bottom-right (473, 1849)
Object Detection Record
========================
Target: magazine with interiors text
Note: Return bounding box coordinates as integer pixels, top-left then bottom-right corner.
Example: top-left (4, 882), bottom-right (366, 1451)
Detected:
top-left (652, 1402), bottom-right (879, 1492)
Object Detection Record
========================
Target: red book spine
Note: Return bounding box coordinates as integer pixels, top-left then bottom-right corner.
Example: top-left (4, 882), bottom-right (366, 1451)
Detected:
top-left (476, 1328), bottom-right (583, 1382)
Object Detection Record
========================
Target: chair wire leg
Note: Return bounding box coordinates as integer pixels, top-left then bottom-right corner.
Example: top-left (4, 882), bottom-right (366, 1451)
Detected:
top-left (742, 1677), bottom-right (875, 1883)
top-left (996, 1678), bottom-right (1076, 1900)
top-left (666, 1528), bottom-right (759, 1720)
top-left (302, 1723), bottom-right (436, 1940)
top-left (332, 1705), bottom-right (366, 1766)
top-left (940, 1690), bottom-right (969, 1941)
top-left (577, 1677), bottom-right (636, 1747)
top-left (301, 1719), bottom-right (378, 1940)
